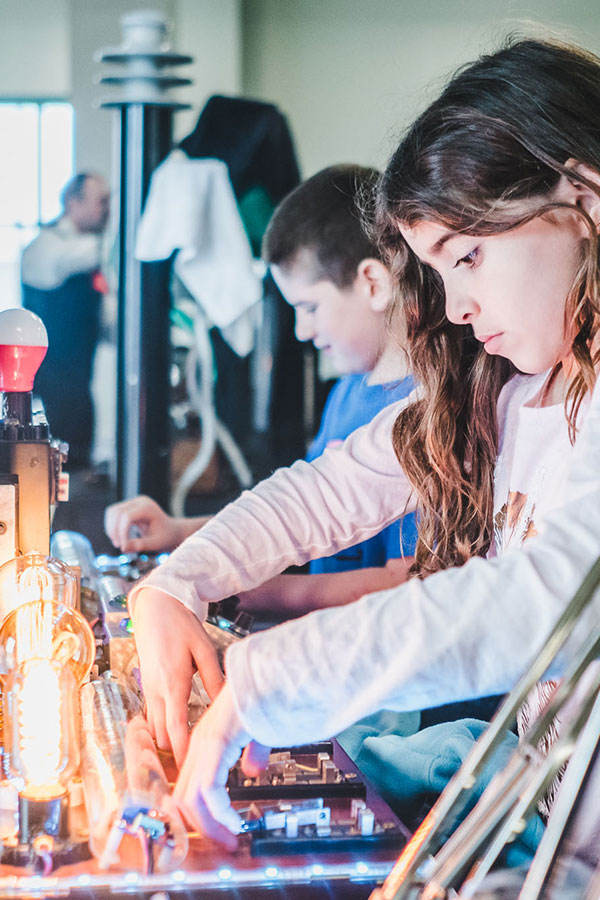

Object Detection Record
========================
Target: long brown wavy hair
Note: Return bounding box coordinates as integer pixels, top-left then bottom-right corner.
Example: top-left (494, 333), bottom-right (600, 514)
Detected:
top-left (375, 37), bottom-right (600, 577)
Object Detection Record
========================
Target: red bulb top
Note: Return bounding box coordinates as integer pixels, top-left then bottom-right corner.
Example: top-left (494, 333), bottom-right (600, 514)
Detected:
top-left (0, 308), bottom-right (48, 392)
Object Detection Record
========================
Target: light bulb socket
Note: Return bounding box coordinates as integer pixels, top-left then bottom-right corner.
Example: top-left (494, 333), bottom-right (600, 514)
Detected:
top-left (18, 791), bottom-right (68, 844)
top-left (1, 391), bottom-right (32, 427)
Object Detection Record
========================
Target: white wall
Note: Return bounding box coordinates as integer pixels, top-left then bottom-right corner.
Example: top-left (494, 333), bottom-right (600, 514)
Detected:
top-left (241, 0), bottom-right (600, 177)
top-left (0, 0), bottom-right (70, 98)
top-left (5, 1), bottom-right (600, 183)
top-left (0, 0), bottom-right (241, 179)
top-left (172, 0), bottom-right (242, 141)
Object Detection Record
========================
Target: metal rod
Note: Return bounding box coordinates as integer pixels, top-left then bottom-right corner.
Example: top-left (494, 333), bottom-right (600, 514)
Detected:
top-left (432, 631), bottom-right (600, 893)
top-left (121, 104), bottom-right (144, 499)
top-left (520, 686), bottom-right (600, 900)
top-left (114, 105), bottom-right (173, 506)
top-left (98, 12), bottom-right (191, 508)
top-left (453, 670), bottom-right (600, 897)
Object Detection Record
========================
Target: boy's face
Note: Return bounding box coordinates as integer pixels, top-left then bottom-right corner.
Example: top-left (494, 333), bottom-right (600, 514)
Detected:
top-left (271, 257), bottom-right (387, 375)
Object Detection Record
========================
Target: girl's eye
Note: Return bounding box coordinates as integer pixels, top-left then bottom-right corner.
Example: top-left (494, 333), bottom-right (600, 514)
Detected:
top-left (453, 247), bottom-right (479, 269)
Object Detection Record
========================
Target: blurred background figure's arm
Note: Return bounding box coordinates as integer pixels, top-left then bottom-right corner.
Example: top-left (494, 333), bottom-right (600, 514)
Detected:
top-left (238, 556), bottom-right (413, 617)
top-left (105, 494), bottom-right (210, 553)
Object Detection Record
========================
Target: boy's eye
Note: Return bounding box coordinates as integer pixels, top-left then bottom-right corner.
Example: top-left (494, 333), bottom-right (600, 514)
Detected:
top-left (453, 247), bottom-right (479, 269)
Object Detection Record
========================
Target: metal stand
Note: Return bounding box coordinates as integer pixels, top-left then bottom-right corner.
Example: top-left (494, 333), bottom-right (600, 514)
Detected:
top-left (170, 307), bottom-right (252, 517)
top-left (112, 105), bottom-right (174, 507)
top-left (96, 11), bottom-right (192, 507)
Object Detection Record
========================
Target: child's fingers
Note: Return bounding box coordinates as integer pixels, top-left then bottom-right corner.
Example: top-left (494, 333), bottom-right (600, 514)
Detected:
top-left (241, 741), bottom-right (271, 777)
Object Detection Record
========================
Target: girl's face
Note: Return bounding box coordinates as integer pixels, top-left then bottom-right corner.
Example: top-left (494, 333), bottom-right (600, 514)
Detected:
top-left (399, 212), bottom-right (585, 375)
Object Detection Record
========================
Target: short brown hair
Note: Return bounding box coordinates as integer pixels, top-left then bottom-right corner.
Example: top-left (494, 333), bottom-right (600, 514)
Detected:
top-left (262, 164), bottom-right (380, 288)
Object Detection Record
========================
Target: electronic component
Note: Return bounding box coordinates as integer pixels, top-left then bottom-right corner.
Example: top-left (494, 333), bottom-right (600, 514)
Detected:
top-left (235, 796), bottom-right (394, 855)
top-left (228, 742), bottom-right (365, 800)
top-left (226, 743), bottom-right (408, 858)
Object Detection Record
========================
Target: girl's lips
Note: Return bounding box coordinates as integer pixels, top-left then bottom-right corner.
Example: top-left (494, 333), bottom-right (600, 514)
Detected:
top-left (482, 333), bottom-right (503, 352)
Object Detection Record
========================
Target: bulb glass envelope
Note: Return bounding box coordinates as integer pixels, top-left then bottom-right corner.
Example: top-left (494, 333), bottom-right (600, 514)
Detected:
top-left (0, 595), bottom-right (94, 834)
top-left (0, 600), bottom-right (95, 686)
top-left (3, 659), bottom-right (79, 801)
top-left (0, 554), bottom-right (77, 624)
top-left (0, 308), bottom-right (48, 393)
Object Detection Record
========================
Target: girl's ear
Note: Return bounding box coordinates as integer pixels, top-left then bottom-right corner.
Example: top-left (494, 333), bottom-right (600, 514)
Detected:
top-left (355, 258), bottom-right (394, 312)
top-left (558, 160), bottom-right (600, 228)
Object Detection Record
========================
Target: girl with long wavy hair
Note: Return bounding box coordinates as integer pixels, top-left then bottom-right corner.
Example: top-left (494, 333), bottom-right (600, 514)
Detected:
top-left (130, 37), bottom-right (600, 843)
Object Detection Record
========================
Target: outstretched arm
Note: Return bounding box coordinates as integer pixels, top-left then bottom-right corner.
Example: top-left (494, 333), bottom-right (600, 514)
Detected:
top-left (129, 400), bottom-right (413, 619)
top-left (174, 379), bottom-right (600, 838)
top-left (129, 400), bottom-right (415, 757)
top-left (229, 388), bottom-right (600, 745)
top-left (237, 557), bottom-right (413, 617)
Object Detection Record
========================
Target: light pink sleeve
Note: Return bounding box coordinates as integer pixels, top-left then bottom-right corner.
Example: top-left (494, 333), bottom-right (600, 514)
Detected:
top-left (225, 379), bottom-right (600, 747)
top-left (130, 397), bottom-right (416, 619)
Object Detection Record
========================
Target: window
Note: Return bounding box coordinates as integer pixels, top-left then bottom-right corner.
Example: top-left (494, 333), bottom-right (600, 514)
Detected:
top-left (0, 102), bottom-right (74, 311)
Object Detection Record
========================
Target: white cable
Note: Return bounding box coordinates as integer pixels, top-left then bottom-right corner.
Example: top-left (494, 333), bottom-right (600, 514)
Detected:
top-left (170, 308), bottom-right (253, 517)
top-left (215, 419), bottom-right (253, 489)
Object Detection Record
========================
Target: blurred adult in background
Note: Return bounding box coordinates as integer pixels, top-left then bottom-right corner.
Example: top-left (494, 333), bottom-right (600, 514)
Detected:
top-left (21, 172), bottom-right (110, 468)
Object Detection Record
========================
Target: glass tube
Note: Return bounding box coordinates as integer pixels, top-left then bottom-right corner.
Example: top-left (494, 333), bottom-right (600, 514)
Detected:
top-left (80, 677), bottom-right (188, 872)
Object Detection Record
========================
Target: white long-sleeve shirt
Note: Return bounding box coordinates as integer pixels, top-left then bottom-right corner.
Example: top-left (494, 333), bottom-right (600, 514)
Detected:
top-left (21, 216), bottom-right (102, 291)
top-left (134, 373), bottom-right (600, 747)
top-left (135, 150), bottom-right (262, 357)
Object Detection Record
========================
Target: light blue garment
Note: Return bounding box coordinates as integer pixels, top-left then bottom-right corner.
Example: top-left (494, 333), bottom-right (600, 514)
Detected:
top-left (337, 715), bottom-right (545, 865)
top-left (306, 373), bottom-right (418, 572)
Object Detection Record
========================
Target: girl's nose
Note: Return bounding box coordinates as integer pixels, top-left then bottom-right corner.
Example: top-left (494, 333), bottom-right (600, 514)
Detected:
top-left (444, 282), bottom-right (479, 326)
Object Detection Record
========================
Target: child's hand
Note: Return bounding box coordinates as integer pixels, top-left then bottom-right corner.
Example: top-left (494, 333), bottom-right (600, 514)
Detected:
top-left (174, 684), bottom-right (271, 845)
top-left (105, 495), bottom-right (182, 553)
top-left (130, 587), bottom-right (224, 766)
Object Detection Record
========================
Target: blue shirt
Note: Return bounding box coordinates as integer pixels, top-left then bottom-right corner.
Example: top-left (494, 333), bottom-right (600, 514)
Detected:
top-left (306, 373), bottom-right (418, 573)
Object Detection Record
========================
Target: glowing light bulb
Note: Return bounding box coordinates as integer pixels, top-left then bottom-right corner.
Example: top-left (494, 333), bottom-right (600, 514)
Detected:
top-left (0, 554), bottom-right (77, 624)
top-left (5, 660), bottom-right (79, 802)
top-left (0, 309), bottom-right (48, 393)
top-left (0, 598), bottom-right (94, 845)
top-left (0, 600), bottom-right (94, 686)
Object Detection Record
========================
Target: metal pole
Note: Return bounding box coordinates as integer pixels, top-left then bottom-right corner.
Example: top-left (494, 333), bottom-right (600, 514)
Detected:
top-left (97, 10), bottom-right (192, 507)
top-left (114, 104), bottom-right (173, 505)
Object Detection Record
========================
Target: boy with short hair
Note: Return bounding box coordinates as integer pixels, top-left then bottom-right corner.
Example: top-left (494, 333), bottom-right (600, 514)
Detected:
top-left (105, 164), bottom-right (417, 614)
